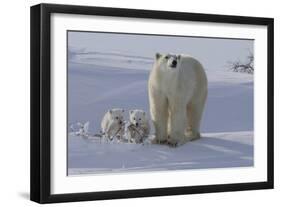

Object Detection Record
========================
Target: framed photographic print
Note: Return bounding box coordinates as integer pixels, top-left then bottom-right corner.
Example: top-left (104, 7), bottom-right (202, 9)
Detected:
top-left (30, 3), bottom-right (274, 203)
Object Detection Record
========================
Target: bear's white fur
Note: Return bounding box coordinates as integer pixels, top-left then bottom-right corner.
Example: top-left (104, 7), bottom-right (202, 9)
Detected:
top-left (127, 109), bottom-right (150, 143)
top-left (101, 108), bottom-right (125, 140)
top-left (148, 53), bottom-right (207, 146)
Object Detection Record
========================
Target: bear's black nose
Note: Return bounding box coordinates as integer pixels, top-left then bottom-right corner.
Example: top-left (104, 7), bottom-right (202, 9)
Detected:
top-left (135, 123), bottom-right (139, 127)
top-left (119, 121), bottom-right (122, 124)
top-left (172, 60), bottom-right (177, 65)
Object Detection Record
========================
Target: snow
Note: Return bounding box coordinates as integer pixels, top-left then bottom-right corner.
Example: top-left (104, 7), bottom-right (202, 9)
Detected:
top-left (68, 131), bottom-right (253, 175)
top-left (67, 61), bottom-right (253, 175)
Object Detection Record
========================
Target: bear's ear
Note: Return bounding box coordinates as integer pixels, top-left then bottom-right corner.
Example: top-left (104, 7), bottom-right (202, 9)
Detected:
top-left (155, 53), bottom-right (161, 60)
top-left (177, 54), bottom-right (181, 59)
top-left (130, 110), bottom-right (133, 114)
top-left (109, 109), bottom-right (112, 114)
top-left (122, 109), bottom-right (125, 113)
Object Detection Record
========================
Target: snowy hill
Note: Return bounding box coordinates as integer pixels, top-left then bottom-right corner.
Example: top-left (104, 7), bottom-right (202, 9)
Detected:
top-left (68, 62), bottom-right (253, 134)
top-left (67, 61), bottom-right (253, 175)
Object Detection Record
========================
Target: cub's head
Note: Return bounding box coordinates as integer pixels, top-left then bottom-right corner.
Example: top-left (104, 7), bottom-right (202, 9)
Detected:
top-left (155, 53), bottom-right (181, 70)
top-left (129, 109), bottom-right (147, 127)
top-left (108, 108), bottom-right (125, 125)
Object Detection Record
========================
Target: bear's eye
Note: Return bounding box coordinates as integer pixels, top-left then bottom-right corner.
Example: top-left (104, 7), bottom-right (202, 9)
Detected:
top-left (116, 117), bottom-right (119, 120)
top-left (165, 55), bottom-right (169, 59)
top-left (133, 117), bottom-right (136, 120)
top-left (139, 118), bottom-right (141, 121)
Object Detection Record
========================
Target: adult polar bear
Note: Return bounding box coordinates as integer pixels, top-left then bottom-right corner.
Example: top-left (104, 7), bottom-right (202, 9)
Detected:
top-left (148, 53), bottom-right (207, 146)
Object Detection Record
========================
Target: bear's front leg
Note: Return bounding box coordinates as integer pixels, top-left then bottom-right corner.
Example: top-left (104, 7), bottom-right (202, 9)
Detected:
top-left (149, 89), bottom-right (168, 144)
top-left (168, 103), bottom-right (190, 147)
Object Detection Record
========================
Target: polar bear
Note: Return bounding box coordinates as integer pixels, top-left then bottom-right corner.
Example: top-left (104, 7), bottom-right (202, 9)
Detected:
top-left (127, 109), bottom-right (150, 143)
top-left (101, 108), bottom-right (125, 140)
top-left (148, 53), bottom-right (207, 146)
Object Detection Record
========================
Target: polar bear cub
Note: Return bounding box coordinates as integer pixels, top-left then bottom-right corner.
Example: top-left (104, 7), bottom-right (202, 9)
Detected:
top-left (127, 109), bottom-right (150, 143)
top-left (148, 53), bottom-right (208, 146)
top-left (101, 108), bottom-right (125, 140)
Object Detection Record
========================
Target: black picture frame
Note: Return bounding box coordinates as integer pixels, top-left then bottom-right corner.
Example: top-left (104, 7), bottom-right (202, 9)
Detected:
top-left (30, 3), bottom-right (274, 204)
